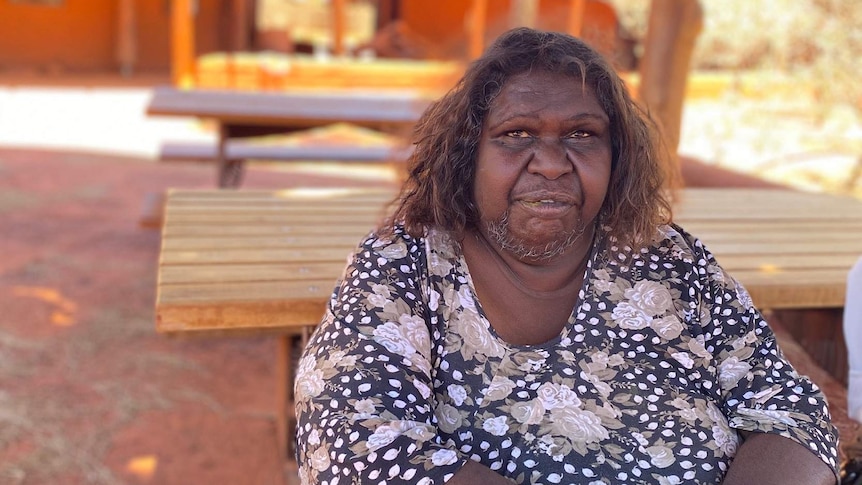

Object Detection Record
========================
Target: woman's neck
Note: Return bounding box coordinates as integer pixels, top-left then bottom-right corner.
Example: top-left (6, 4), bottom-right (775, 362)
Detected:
top-left (464, 226), bottom-right (593, 298)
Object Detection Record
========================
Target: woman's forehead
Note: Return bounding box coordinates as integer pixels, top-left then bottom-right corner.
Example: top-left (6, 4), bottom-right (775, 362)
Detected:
top-left (487, 70), bottom-right (605, 118)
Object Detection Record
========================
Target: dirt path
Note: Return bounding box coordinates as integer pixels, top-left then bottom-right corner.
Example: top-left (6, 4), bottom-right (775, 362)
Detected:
top-left (0, 148), bottom-right (395, 485)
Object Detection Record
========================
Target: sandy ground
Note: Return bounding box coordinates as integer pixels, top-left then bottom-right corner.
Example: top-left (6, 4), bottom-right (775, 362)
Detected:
top-left (0, 82), bottom-right (400, 485)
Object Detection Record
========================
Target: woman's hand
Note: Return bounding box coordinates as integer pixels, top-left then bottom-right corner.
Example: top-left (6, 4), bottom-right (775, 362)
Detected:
top-left (722, 432), bottom-right (836, 485)
top-left (447, 461), bottom-right (516, 485)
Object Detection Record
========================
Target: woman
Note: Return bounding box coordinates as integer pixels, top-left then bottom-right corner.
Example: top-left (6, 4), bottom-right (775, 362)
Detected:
top-left (295, 28), bottom-right (838, 484)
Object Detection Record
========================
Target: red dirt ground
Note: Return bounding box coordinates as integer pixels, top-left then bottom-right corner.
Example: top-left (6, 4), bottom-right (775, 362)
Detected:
top-left (0, 148), bottom-right (396, 485)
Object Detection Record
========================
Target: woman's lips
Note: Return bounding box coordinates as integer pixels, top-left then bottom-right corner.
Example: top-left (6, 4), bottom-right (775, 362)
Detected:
top-left (517, 198), bottom-right (574, 216)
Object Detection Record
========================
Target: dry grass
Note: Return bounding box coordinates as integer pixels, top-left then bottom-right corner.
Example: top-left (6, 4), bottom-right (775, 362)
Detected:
top-left (609, 0), bottom-right (862, 198)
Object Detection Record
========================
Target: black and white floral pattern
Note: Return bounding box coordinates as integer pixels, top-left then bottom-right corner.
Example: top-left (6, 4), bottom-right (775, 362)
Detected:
top-left (295, 224), bottom-right (839, 484)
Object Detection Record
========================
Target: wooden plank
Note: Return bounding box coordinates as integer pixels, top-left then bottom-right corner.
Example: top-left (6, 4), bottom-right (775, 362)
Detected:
top-left (146, 87), bottom-right (432, 129)
top-left (158, 279), bottom-right (337, 304)
top-left (160, 247), bottom-right (356, 265)
top-left (157, 298), bottom-right (326, 333)
top-left (710, 253), bottom-right (861, 271)
top-left (159, 262), bottom-right (350, 285)
top-left (729, 267), bottom-right (854, 284)
top-left (163, 212), bottom-right (387, 225)
top-left (159, 140), bottom-right (411, 163)
top-left (163, 223), bottom-right (375, 237)
top-left (676, 208), bottom-right (862, 220)
top-left (747, 284), bottom-right (845, 310)
top-left (167, 188), bottom-right (396, 201)
top-left (680, 220), bottom-right (862, 230)
top-left (166, 192), bottom-right (395, 204)
top-left (166, 203), bottom-right (392, 214)
top-left (695, 240), bottom-right (862, 255)
top-left (162, 234), bottom-right (366, 251)
top-left (677, 191), bottom-right (862, 214)
top-left (679, 229), bottom-right (862, 243)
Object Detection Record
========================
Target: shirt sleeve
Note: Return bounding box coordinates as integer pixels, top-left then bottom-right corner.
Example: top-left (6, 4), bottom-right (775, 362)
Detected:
top-left (687, 231), bottom-right (840, 475)
top-left (294, 228), bottom-right (468, 485)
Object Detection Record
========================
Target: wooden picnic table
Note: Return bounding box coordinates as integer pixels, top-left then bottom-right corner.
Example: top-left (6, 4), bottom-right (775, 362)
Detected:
top-left (146, 87), bottom-right (433, 187)
top-left (155, 186), bottom-right (862, 460)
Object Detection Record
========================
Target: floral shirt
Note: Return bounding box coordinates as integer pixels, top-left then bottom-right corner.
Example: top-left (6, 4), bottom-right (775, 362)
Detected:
top-left (295, 224), bottom-right (839, 484)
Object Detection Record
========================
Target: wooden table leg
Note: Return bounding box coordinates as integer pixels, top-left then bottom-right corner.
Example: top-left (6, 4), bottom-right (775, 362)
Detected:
top-left (277, 331), bottom-right (310, 461)
top-left (773, 308), bottom-right (847, 384)
top-left (275, 334), bottom-right (291, 460)
top-left (217, 123), bottom-right (245, 188)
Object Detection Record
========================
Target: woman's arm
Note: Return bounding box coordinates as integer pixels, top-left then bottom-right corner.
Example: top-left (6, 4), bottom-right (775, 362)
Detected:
top-left (678, 228), bottom-right (840, 482)
top-left (295, 230), bottom-right (475, 484)
top-left (723, 432), bottom-right (836, 485)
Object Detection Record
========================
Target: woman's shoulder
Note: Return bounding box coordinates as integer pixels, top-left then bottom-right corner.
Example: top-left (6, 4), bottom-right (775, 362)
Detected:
top-left (603, 223), bottom-right (710, 266)
top-left (356, 223), bottom-right (426, 262)
top-left (656, 223), bottom-right (705, 250)
top-left (601, 223), bottom-right (736, 293)
top-left (645, 224), bottom-right (749, 301)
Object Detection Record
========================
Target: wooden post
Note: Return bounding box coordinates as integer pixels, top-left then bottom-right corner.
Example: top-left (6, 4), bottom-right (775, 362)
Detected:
top-left (567, 0), bottom-right (587, 37)
top-left (228, 0), bottom-right (252, 52)
top-left (638, 0), bottom-right (703, 156)
top-left (468, 0), bottom-right (488, 60)
top-left (332, 0), bottom-right (346, 56)
top-left (116, 0), bottom-right (136, 77)
top-left (171, 0), bottom-right (196, 89)
top-left (509, 0), bottom-right (539, 28)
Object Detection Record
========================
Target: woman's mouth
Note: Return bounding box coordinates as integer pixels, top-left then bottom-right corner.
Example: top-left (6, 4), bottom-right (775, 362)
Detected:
top-left (517, 198), bottom-right (574, 215)
top-left (521, 199), bottom-right (565, 207)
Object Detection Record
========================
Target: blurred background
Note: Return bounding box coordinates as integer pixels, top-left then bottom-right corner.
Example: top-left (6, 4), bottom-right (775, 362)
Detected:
top-left (0, 0), bottom-right (859, 195)
top-left (0, 1), bottom-right (860, 484)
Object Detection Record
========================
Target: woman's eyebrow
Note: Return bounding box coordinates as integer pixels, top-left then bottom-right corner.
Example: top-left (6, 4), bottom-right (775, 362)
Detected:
top-left (566, 112), bottom-right (609, 123)
top-left (487, 111), bottom-right (608, 129)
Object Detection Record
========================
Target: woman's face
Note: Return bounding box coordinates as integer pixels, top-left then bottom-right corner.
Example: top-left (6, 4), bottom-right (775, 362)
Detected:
top-left (473, 69), bottom-right (612, 262)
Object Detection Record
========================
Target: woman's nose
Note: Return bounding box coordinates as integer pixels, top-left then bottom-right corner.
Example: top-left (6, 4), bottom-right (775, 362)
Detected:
top-left (526, 138), bottom-right (574, 179)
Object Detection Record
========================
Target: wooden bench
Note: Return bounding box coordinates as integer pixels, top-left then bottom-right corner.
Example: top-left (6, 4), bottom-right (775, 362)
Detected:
top-left (153, 138), bottom-right (412, 194)
top-left (155, 187), bottom-right (862, 467)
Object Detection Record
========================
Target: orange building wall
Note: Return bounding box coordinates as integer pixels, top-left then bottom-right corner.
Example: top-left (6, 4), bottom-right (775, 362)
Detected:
top-left (400, 0), bottom-right (618, 59)
top-left (0, 0), bottom-right (238, 73)
top-left (0, 0), bottom-right (116, 71)
top-left (131, 0), bottom-right (240, 72)
top-left (132, 1), bottom-right (172, 72)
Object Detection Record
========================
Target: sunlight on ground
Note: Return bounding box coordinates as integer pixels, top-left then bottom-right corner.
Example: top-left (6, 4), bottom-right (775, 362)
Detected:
top-left (125, 455), bottom-right (158, 481)
top-left (12, 286), bottom-right (77, 326)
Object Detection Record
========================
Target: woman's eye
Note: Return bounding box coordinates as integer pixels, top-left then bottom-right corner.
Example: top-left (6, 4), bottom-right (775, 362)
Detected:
top-left (567, 130), bottom-right (591, 138)
top-left (506, 130), bottom-right (530, 138)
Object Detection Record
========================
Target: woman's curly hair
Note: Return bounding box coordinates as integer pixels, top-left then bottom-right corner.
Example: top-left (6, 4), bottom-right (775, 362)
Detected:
top-left (386, 27), bottom-right (676, 248)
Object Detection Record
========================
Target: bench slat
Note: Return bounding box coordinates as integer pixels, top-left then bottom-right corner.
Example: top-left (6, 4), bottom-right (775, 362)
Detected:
top-left (164, 213), bottom-right (387, 225)
top-left (147, 87), bottom-right (432, 128)
top-left (161, 247), bottom-right (356, 265)
top-left (159, 262), bottom-right (350, 285)
top-left (162, 234), bottom-right (366, 251)
top-left (163, 224), bottom-right (375, 237)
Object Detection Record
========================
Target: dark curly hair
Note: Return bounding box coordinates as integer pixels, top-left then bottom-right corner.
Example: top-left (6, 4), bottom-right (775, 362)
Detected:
top-left (386, 27), bottom-right (676, 248)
